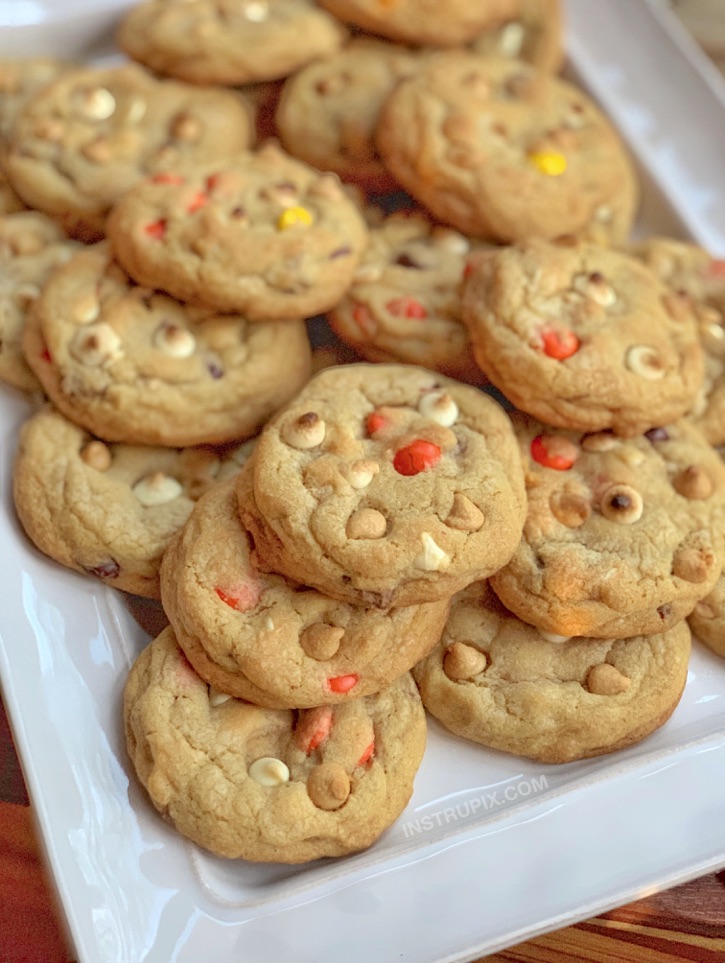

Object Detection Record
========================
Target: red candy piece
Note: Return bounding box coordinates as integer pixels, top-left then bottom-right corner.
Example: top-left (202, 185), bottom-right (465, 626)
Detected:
top-left (40, 345), bottom-right (52, 363)
top-left (150, 173), bottom-right (184, 185)
top-left (205, 172), bottom-right (223, 192)
top-left (214, 582), bottom-right (262, 613)
top-left (541, 328), bottom-right (580, 360)
top-left (357, 740), bottom-right (375, 766)
top-left (393, 439), bottom-right (441, 476)
top-left (707, 259), bottom-right (725, 279)
top-left (327, 674), bottom-right (358, 694)
top-left (352, 303), bottom-right (374, 333)
top-left (144, 219), bottom-right (167, 239)
top-left (385, 296), bottom-right (427, 319)
top-left (295, 706), bottom-right (333, 754)
top-left (530, 434), bottom-right (578, 471)
top-left (365, 411), bottom-right (388, 436)
top-left (186, 191), bottom-right (208, 213)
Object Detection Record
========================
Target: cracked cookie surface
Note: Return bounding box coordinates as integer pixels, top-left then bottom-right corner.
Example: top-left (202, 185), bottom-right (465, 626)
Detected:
top-left (23, 242), bottom-right (312, 445)
top-left (490, 414), bottom-right (725, 638)
top-left (123, 625), bottom-right (427, 861)
top-left (238, 363), bottom-right (526, 608)
top-left (413, 581), bottom-right (691, 763)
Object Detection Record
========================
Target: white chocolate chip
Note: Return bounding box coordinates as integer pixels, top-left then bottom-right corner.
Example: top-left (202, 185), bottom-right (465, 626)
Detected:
top-left (572, 271), bottom-right (617, 306)
top-left (625, 345), bottom-right (666, 380)
top-left (125, 96), bottom-right (147, 125)
top-left (353, 263), bottom-right (383, 284)
top-left (70, 322), bottom-right (122, 366)
top-left (539, 631), bottom-right (571, 643)
top-left (265, 616), bottom-right (275, 632)
top-left (282, 412), bottom-right (326, 449)
top-left (249, 757), bottom-right (290, 787)
top-left (153, 323), bottom-right (196, 358)
top-left (208, 686), bottom-right (232, 707)
top-left (431, 228), bottom-right (470, 255)
top-left (594, 205), bottom-right (612, 223)
top-left (345, 459), bottom-right (379, 490)
top-left (499, 20), bottom-right (525, 57)
top-left (615, 446), bottom-right (645, 467)
top-left (78, 86), bottom-right (116, 121)
top-left (414, 533), bottom-right (450, 572)
top-left (419, 391), bottom-right (459, 427)
top-left (132, 471), bottom-right (183, 506)
top-left (243, 0), bottom-right (269, 21)
top-left (581, 432), bottom-right (620, 452)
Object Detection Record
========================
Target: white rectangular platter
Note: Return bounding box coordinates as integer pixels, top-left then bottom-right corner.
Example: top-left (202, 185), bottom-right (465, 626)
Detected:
top-left (2, 1), bottom-right (725, 961)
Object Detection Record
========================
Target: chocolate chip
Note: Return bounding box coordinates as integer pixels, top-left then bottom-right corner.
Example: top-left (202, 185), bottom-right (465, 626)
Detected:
top-left (657, 604), bottom-right (673, 621)
top-left (395, 253), bottom-right (423, 269)
top-left (84, 560), bottom-right (120, 579)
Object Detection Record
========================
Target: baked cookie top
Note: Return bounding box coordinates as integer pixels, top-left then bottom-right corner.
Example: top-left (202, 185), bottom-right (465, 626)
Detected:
top-left (0, 58), bottom-right (73, 160)
top-left (318, 0), bottom-right (520, 47)
top-left (470, 0), bottom-right (564, 74)
top-left (118, 0), bottom-right (347, 86)
top-left (413, 581), bottom-right (691, 763)
top-left (376, 53), bottom-right (637, 243)
top-left (107, 143), bottom-right (368, 320)
top-left (689, 570), bottom-right (725, 658)
top-left (13, 406), bottom-right (250, 598)
top-left (630, 236), bottom-right (725, 445)
top-left (275, 38), bottom-right (418, 194)
top-left (124, 626), bottom-right (427, 862)
top-left (23, 242), bottom-right (312, 446)
top-left (239, 363), bottom-right (527, 608)
top-left (3, 63), bottom-right (253, 240)
top-left (327, 209), bottom-right (484, 383)
top-left (0, 173), bottom-right (26, 215)
top-left (490, 415), bottom-right (725, 638)
top-left (0, 211), bottom-right (79, 392)
top-left (162, 473), bottom-right (450, 707)
top-left (462, 238), bottom-right (705, 436)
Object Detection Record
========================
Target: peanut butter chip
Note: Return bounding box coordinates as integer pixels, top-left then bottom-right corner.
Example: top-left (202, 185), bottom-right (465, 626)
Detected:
top-left (625, 345), bottom-right (666, 380)
top-left (249, 757), bottom-right (290, 787)
top-left (419, 391), bottom-right (459, 427)
top-left (673, 465), bottom-right (713, 500)
top-left (586, 663), bottom-right (631, 696)
top-left (498, 21), bottom-right (525, 56)
top-left (82, 138), bottom-right (112, 163)
top-left (283, 411), bottom-right (326, 449)
top-left (300, 623), bottom-right (344, 661)
top-left (81, 440), bottom-right (111, 471)
top-left (600, 484), bottom-right (643, 524)
top-left (153, 323), bottom-right (196, 358)
top-left (443, 642), bottom-right (487, 680)
top-left (171, 112), bottom-right (202, 142)
top-left (550, 489), bottom-right (590, 527)
top-left (345, 459), bottom-right (379, 489)
top-left (132, 471), bottom-right (183, 506)
top-left (445, 493), bottom-right (484, 532)
top-left (346, 508), bottom-right (387, 540)
top-left (70, 323), bottom-right (122, 366)
top-left (307, 762), bottom-right (350, 810)
top-left (414, 533), bottom-right (450, 572)
top-left (208, 686), bottom-right (232, 707)
top-left (672, 546), bottom-right (712, 583)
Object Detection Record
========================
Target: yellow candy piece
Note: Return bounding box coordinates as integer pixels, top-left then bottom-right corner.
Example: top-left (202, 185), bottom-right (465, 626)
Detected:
top-left (528, 150), bottom-right (567, 176)
top-left (277, 206), bottom-right (314, 230)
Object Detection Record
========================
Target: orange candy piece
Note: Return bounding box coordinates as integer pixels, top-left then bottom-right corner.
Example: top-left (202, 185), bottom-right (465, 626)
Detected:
top-left (295, 706), bottom-right (334, 754)
top-left (530, 434), bottom-right (578, 471)
top-left (144, 219), bottom-right (166, 239)
top-left (393, 439), bottom-right (441, 476)
top-left (541, 327), bottom-right (580, 360)
top-left (327, 674), bottom-right (358, 694)
top-left (365, 411), bottom-right (388, 436)
top-left (385, 296), bottom-right (427, 319)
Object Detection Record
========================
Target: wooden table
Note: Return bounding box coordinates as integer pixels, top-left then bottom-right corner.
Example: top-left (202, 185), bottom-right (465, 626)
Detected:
top-left (2, 695), bottom-right (725, 963)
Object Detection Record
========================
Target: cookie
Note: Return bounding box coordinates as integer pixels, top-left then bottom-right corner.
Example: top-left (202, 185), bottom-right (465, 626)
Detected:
top-left (124, 625), bottom-right (427, 862)
top-left (462, 238), bottom-right (705, 436)
top-left (118, 0), bottom-right (347, 86)
top-left (275, 38), bottom-right (418, 194)
top-left (0, 211), bottom-right (79, 393)
top-left (23, 242), bottom-right (312, 446)
top-left (470, 0), bottom-right (564, 74)
top-left (317, 0), bottom-right (519, 47)
top-left (0, 173), bottom-right (26, 215)
top-left (238, 363), bottom-right (527, 608)
top-left (413, 581), bottom-right (691, 763)
top-left (689, 571), bottom-right (725, 658)
top-left (162, 473), bottom-right (450, 707)
top-left (13, 406), bottom-right (251, 598)
top-left (327, 210), bottom-right (485, 382)
top-left (376, 53), bottom-right (638, 244)
top-left (3, 62), bottom-right (253, 241)
top-left (490, 414), bottom-right (725, 638)
top-left (630, 236), bottom-right (725, 445)
top-left (107, 143), bottom-right (368, 321)
top-left (0, 57), bottom-right (73, 160)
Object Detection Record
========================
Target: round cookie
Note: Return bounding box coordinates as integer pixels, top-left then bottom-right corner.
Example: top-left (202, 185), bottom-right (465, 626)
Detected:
top-left (413, 581), bottom-right (691, 764)
top-left (327, 210), bottom-right (484, 383)
top-left (275, 38), bottom-right (418, 194)
top-left (124, 626), bottom-right (427, 862)
top-left (23, 242), bottom-right (312, 446)
top-left (117, 0), bottom-right (347, 86)
top-left (490, 414), bottom-right (725, 639)
top-left (0, 173), bottom-right (26, 215)
top-left (317, 0), bottom-right (519, 47)
top-left (162, 473), bottom-right (450, 707)
top-left (376, 53), bottom-right (638, 244)
top-left (0, 211), bottom-right (79, 393)
top-left (13, 406), bottom-right (252, 598)
top-left (107, 143), bottom-right (369, 321)
top-left (3, 62), bottom-right (253, 241)
top-left (630, 236), bottom-right (725, 446)
top-left (470, 0), bottom-right (564, 74)
top-left (0, 57), bottom-right (73, 161)
top-left (238, 363), bottom-right (527, 609)
top-left (462, 238), bottom-right (705, 436)
top-left (689, 571), bottom-right (725, 658)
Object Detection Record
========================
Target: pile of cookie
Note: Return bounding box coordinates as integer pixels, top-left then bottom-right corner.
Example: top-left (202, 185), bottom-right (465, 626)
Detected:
top-left (2, 0), bottom-right (725, 864)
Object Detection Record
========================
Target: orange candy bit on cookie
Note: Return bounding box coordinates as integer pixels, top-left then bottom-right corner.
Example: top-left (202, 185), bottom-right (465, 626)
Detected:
top-left (393, 440), bottom-right (441, 476)
top-left (144, 219), bottom-right (167, 239)
top-left (186, 191), bottom-right (208, 213)
top-left (385, 296), bottom-right (427, 319)
top-left (352, 303), bottom-right (375, 333)
top-left (541, 327), bottom-right (580, 360)
top-left (150, 173), bottom-right (185, 185)
top-left (365, 410), bottom-right (388, 436)
top-left (357, 739), bottom-right (375, 767)
top-left (214, 582), bottom-right (262, 613)
top-left (295, 706), bottom-right (333, 754)
top-left (327, 674), bottom-right (359, 694)
top-left (530, 434), bottom-right (579, 471)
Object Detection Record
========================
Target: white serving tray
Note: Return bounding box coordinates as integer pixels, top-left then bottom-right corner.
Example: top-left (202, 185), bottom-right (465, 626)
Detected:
top-left (2, 1), bottom-right (725, 961)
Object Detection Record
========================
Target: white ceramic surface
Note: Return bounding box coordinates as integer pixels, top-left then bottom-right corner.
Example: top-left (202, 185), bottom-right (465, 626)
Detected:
top-left (2, 1), bottom-right (725, 961)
